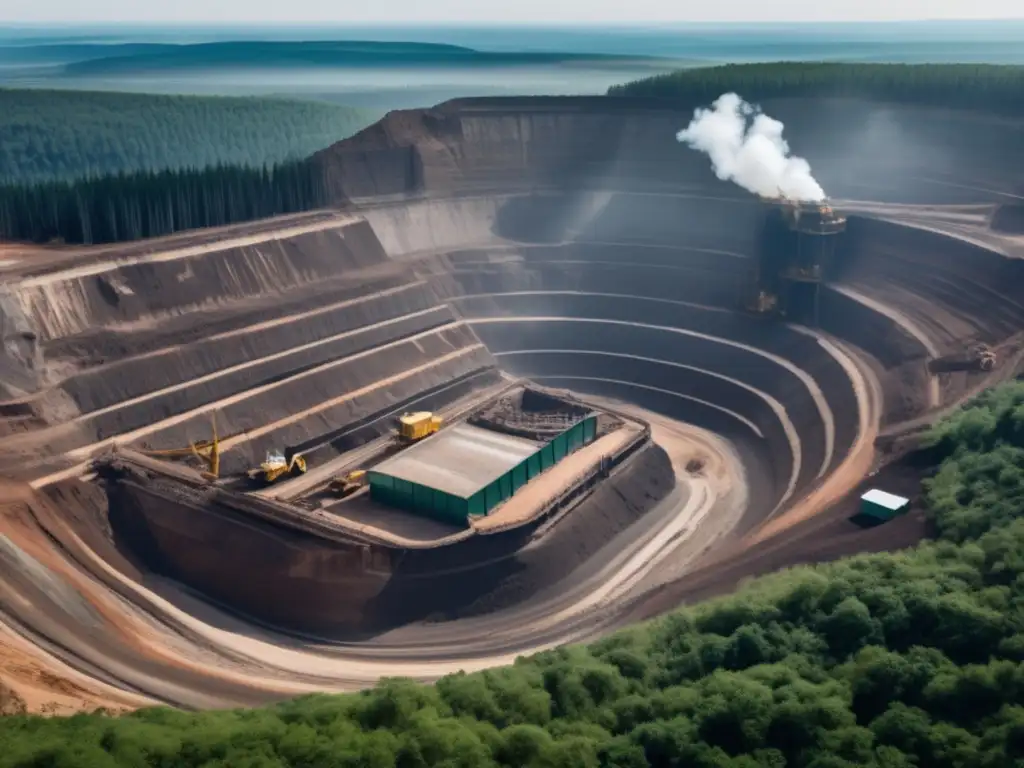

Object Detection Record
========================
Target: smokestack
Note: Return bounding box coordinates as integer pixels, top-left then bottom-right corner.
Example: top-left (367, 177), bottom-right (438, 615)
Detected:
top-left (677, 93), bottom-right (826, 203)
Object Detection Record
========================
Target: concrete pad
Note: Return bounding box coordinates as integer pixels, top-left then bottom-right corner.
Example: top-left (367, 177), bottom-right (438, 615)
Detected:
top-left (471, 424), bottom-right (642, 532)
top-left (372, 422), bottom-right (541, 498)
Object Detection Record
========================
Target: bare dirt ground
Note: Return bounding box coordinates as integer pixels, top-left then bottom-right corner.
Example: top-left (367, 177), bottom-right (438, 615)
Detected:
top-left (577, 397), bottom-right (750, 598)
top-left (620, 453), bottom-right (933, 626)
top-left (0, 623), bottom-right (142, 716)
top-left (0, 481), bottom-right (155, 714)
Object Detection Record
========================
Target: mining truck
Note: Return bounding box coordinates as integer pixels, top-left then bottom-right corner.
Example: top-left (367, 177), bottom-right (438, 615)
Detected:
top-left (928, 343), bottom-right (997, 374)
top-left (246, 451), bottom-right (307, 486)
top-left (397, 411), bottom-right (442, 442)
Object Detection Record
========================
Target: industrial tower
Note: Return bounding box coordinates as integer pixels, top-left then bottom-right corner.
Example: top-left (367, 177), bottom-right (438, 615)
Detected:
top-left (748, 196), bottom-right (847, 327)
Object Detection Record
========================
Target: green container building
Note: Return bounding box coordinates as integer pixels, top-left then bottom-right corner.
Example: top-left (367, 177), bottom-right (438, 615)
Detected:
top-left (368, 415), bottom-right (598, 526)
top-left (857, 488), bottom-right (910, 523)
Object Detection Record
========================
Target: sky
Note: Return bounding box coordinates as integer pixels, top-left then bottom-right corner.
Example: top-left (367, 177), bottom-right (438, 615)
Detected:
top-left (2, 0), bottom-right (1023, 25)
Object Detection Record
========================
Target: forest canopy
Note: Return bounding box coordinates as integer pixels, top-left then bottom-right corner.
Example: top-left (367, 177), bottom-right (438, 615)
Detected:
top-left (3, 379), bottom-right (1024, 767)
top-left (609, 62), bottom-right (1024, 114)
top-left (0, 162), bottom-right (327, 244)
top-left (0, 89), bottom-right (375, 184)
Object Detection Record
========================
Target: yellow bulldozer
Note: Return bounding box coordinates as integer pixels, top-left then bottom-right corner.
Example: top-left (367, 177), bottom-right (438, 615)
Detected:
top-left (328, 469), bottom-right (367, 498)
top-left (246, 451), bottom-right (307, 486)
top-left (397, 411), bottom-right (442, 443)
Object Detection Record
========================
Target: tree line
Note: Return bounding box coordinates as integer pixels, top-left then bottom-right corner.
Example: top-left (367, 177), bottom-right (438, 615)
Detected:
top-left (0, 162), bottom-right (328, 244)
top-left (5, 63), bottom-right (1022, 246)
top-left (609, 62), bottom-right (1024, 114)
top-left (0, 88), bottom-right (375, 184)
top-left (3, 379), bottom-right (1024, 766)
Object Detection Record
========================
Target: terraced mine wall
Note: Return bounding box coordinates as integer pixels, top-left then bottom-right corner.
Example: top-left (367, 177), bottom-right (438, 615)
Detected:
top-left (14, 217), bottom-right (386, 343)
top-left (316, 97), bottom-right (1023, 204)
top-left (5, 95), bottom-right (1023, 635)
top-left (359, 188), bottom-right (862, 523)
top-left (317, 95), bottom-right (1020, 534)
top-left (835, 217), bottom-right (1024, 349)
top-left (991, 204), bottom-right (1024, 234)
top-left (0, 216), bottom-right (504, 479)
top-left (357, 200), bottom-right (1012, 533)
top-left (0, 182), bottom-right (676, 631)
top-left (400, 196), bottom-right (1023, 522)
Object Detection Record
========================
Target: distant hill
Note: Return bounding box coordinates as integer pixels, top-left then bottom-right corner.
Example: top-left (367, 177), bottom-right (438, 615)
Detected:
top-left (609, 62), bottom-right (1024, 114)
top-left (52, 40), bottom-right (664, 76)
top-left (0, 89), bottom-right (378, 183)
top-left (0, 42), bottom-right (167, 64)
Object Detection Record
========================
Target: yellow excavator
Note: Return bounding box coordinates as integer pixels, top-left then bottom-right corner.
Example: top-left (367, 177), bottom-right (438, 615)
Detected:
top-left (246, 450), bottom-right (307, 486)
top-left (328, 469), bottom-right (367, 498)
top-left (137, 414), bottom-right (222, 481)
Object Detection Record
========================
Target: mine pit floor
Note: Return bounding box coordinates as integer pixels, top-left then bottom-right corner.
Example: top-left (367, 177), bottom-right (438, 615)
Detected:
top-left (296, 402), bottom-right (645, 546)
top-left (307, 417), bottom-right (644, 548)
top-left (95, 379), bottom-right (647, 549)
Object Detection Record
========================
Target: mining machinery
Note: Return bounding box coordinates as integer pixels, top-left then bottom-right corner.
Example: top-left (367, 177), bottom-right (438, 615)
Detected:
top-left (396, 411), bottom-right (442, 443)
top-left (246, 451), bottom-right (307, 486)
top-left (328, 469), bottom-right (368, 498)
top-left (759, 193), bottom-right (847, 233)
top-left (928, 343), bottom-right (997, 374)
top-left (137, 414), bottom-right (222, 480)
top-left (752, 191), bottom-right (847, 326)
top-left (745, 289), bottom-right (780, 317)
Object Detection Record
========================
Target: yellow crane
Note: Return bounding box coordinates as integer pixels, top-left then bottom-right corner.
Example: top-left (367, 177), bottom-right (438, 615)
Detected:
top-left (246, 451), bottom-right (308, 486)
top-left (137, 414), bottom-right (222, 481)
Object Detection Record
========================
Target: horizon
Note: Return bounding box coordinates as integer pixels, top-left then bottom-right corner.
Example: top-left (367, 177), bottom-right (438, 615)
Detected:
top-left (3, 18), bottom-right (1024, 27)
top-left (3, 3), bottom-right (1024, 26)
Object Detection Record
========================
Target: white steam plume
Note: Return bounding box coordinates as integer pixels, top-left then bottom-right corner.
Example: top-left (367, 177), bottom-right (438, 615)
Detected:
top-left (677, 92), bottom-right (826, 202)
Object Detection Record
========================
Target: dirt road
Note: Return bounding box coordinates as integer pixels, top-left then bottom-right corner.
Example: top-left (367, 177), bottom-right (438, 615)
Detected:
top-left (747, 334), bottom-right (882, 544)
top-left (14, 215), bottom-right (360, 289)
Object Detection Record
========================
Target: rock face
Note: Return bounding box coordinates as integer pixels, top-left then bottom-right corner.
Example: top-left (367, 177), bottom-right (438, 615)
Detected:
top-left (991, 203), bottom-right (1024, 233)
top-left (3, 95), bottom-right (1023, 633)
top-left (314, 96), bottom-right (1024, 204)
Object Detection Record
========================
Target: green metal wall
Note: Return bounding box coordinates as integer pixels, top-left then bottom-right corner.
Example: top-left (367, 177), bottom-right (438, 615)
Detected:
top-left (367, 472), bottom-right (470, 526)
top-left (858, 498), bottom-right (908, 522)
top-left (369, 415), bottom-right (598, 526)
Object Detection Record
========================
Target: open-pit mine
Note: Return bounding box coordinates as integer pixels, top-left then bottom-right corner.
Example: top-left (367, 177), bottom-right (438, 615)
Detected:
top-left (1, 95), bottom-right (1023, 711)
